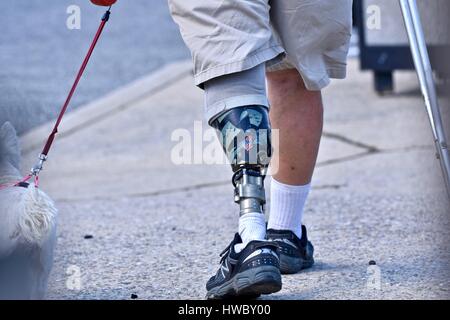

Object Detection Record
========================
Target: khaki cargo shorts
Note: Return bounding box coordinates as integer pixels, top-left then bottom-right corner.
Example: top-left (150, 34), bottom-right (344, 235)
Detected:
top-left (168, 0), bottom-right (353, 91)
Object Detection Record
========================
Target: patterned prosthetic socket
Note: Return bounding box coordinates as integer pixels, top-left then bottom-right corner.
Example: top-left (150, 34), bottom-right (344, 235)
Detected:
top-left (211, 105), bottom-right (272, 216)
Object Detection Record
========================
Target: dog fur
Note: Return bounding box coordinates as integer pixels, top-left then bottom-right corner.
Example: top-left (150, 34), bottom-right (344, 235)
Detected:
top-left (0, 122), bottom-right (57, 299)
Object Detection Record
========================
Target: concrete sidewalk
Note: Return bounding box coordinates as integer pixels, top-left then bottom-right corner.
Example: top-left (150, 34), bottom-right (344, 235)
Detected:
top-left (21, 59), bottom-right (450, 300)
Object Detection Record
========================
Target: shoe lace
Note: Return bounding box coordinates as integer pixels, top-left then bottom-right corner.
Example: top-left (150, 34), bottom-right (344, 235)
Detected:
top-left (219, 240), bottom-right (234, 264)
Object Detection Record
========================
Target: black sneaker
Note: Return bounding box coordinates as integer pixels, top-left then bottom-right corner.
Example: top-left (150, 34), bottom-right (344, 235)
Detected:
top-left (266, 225), bottom-right (314, 274)
top-left (206, 233), bottom-right (282, 299)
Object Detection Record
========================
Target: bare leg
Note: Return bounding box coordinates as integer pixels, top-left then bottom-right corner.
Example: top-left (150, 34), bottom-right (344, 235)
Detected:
top-left (266, 68), bottom-right (322, 240)
top-left (267, 69), bottom-right (323, 185)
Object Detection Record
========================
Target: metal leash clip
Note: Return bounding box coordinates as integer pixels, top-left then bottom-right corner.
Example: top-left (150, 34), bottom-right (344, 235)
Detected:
top-left (30, 154), bottom-right (48, 177)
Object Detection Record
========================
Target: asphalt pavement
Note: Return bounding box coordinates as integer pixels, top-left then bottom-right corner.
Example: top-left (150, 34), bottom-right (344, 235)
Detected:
top-left (20, 58), bottom-right (450, 300)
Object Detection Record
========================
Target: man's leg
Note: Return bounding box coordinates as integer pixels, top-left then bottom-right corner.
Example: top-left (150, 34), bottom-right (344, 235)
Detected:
top-left (267, 69), bottom-right (323, 186)
top-left (204, 64), bottom-right (282, 299)
top-left (266, 68), bottom-right (322, 273)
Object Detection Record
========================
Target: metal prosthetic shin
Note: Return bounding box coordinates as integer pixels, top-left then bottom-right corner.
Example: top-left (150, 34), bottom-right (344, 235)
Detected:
top-left (211, 105), bottom-right (272, 216)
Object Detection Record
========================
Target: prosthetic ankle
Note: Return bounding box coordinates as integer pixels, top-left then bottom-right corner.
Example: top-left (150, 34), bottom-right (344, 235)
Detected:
top-left (211, 105), bottom-right (272, 216)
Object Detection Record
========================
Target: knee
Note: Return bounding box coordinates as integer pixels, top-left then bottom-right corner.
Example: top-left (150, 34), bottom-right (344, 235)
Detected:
top-left (266, 68), bottom-right (306, 93)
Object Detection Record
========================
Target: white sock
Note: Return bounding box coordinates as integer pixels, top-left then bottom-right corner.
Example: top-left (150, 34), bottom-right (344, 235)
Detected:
top-left (236, 212), bottom-right (266, 252)
top-left (268, 178), bottom-right (311, 239)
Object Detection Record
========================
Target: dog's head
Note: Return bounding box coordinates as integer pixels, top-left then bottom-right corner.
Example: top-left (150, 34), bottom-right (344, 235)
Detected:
top-left (0, 122), bottom-right (21, 173)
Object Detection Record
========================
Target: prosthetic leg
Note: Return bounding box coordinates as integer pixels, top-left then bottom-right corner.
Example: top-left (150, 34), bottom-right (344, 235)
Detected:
top-left (203, 65), bottom-right (281, 299)
top-left (211, 105), bottom-right (272, 217)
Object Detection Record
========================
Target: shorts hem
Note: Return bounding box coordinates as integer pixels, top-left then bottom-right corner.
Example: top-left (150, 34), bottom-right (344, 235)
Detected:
top-left (194, 45), bottom-right (285, 88)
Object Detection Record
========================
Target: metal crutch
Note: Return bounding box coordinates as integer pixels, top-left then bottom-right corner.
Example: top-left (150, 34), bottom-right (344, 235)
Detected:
top-left (399, 0), bottom-right (450, 197)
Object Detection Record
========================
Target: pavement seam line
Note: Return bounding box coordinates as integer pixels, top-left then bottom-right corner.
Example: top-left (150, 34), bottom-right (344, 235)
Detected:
top-left (51, 144), bottom-right (433, 202)
top-left (322, 131), bottom-right (380, 152)
top-left (53, 182), bottom-right (347, 203)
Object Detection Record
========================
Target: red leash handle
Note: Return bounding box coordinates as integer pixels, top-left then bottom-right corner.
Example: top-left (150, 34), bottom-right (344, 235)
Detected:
top-left (41, 9), bottom-right (111, 157)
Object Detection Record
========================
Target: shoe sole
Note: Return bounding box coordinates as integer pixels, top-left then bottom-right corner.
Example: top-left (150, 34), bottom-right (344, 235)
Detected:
top-left (279, 254), bottom-right (314, 274)
top-left (206, 266), bottom-right (282, 300)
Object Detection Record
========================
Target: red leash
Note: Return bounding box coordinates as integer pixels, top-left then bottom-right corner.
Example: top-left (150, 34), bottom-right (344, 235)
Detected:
top-left (0, 7), bottom-right (112, 190)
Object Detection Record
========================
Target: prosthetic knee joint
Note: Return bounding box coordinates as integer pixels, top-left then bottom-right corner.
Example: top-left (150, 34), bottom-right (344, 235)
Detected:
top-left (211, 105), bottom-right (272, 216)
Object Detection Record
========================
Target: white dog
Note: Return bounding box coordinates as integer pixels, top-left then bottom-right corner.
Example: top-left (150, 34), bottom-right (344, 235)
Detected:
top-left (0, 122), bottom-right (57, 299)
